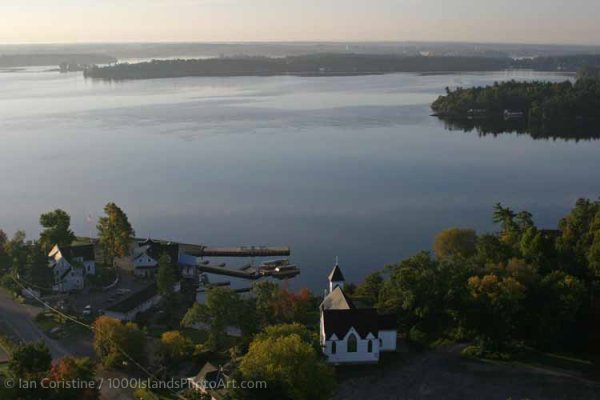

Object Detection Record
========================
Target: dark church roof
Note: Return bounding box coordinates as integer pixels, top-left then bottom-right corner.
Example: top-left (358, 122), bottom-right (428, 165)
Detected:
top-left (328, 264), bottom-right (345, 282)
top-left (377, 314), bottom-right (398, 330)
top-left (322, 309), bottom-right (379, 339)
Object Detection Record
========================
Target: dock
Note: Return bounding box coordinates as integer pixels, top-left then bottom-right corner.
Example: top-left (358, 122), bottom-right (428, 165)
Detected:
top-left (182, 244), bottom-right (290, 258)
top-left (197, 265), bottom-right (260, 280)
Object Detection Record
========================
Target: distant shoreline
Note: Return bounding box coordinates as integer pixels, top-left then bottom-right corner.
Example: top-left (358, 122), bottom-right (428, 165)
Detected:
top-left (83, 53), bottom-right (600, 81)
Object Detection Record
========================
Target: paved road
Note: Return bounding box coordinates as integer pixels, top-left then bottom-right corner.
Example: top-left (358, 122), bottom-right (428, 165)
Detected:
top-left (0, 289), bottom-right (69, 359)
top-left (0, 289), bottom-right (134, 400)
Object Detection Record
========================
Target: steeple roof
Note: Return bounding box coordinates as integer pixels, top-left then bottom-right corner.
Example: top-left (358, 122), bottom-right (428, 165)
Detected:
top-left (328, 264), bottom-right (344, 282)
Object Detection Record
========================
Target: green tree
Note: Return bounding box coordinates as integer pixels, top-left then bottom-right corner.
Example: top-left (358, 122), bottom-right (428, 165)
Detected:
top-left (466, 274), bottom-right (525, 350)
top-left (156, 254), bottom-right (179, 308)
top-left (181, 287), bottom-right (241, 350)
top-left (0, 228), bottom-right (7, 256)
top-left (354, 272), bottom-right (383, 306)
top-left (26, 242), bottom-right (54, 288)
top-left (252, 281), bottom-right (279, 327)
top-left (377, 252), bottom-right (461, 343)
top-left (39, 209), bottom-right (75, 251)
top-left (535, 272), bottom-right (586, 350)
top-left (5, 230), bottom-right (28, 275)
top-left (433, 228), bottom-right (477, 259)
top-left (556, 198), bottom-right (600, 276)
top-left (475, 234), bottom-right (512, 264)
top-left (238, 329), bottom-right (335, 400)
top-left (97, 203), bottom-right (135, 266)
top-left (9, 341), bottom-right (51, 380)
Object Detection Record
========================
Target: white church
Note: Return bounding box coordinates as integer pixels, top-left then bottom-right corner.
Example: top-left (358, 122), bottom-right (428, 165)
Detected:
top-left (319, 263), bottom-right (397, 364)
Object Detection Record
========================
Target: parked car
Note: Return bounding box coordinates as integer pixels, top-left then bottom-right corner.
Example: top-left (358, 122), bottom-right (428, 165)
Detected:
top-left (82, 305), bottom-right (92, 316)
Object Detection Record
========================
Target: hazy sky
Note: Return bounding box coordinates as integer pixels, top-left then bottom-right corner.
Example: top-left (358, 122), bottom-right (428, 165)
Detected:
top-left (2, 0), bottom-right (600, 44)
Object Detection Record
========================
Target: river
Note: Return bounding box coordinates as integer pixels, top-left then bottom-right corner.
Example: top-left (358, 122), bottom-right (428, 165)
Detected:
top-left (1, 69), bottom-right (598, 290)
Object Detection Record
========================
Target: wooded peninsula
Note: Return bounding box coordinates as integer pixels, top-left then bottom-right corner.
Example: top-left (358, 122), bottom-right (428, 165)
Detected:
top-left (83, 53), bottom-right (600, 80)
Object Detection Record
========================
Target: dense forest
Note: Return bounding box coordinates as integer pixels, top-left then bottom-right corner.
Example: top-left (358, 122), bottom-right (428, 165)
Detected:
top-left (83, 54), bottom-right (512, 80)
top-left (352, 199), bottom-right (600, 357)
top-left (431, 67), bottom-right (600, 127)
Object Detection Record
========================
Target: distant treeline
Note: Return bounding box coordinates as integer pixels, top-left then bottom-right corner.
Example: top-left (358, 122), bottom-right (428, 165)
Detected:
top-left (512, 54), bottom-right (600, 71)
top-left (0, 54), bottom-right (116, 68)
top-left (84, 54), bottom-right (512, 80)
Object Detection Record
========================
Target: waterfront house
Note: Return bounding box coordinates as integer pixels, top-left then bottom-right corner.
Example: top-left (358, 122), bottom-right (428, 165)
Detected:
top-left (48, 244), bottom-right (96, 292)
top-left (319, 263), bottom-right (397, 364)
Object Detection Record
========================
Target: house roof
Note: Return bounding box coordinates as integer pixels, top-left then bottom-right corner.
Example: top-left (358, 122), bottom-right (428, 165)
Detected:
top-left (320, 286), bottom-right (354, 310)
top-left (49, 244), bottom-right (95, 268)
top-left (322, 309), bottom-right (379, 339)
top-left (138, 239), bottom-right (179, 264)
top-left (106, 283), bottom-right (158, 313)
top-left (190, 362), bottom-right (229, 398)
top-left (328, 264), bottom-right (344, 282)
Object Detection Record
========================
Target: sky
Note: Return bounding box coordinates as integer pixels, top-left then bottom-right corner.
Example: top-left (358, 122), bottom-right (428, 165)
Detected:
top-left (1, 0), bottom-right (600, 45)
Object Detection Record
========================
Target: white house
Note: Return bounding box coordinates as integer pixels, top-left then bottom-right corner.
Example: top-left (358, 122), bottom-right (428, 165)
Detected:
top-left (132, 239), bottom-right (180, 278)
top-left (319, 263), bottom-right (397, 364)
top-left (48, 244), bottom-right (96, 292)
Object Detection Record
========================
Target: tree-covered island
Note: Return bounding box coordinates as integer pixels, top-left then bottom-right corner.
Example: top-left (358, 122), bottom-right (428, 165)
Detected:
top-left (432, 66), bottom-right (600, 121)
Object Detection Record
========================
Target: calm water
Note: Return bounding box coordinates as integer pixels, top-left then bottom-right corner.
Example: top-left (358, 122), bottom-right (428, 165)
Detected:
top-left (1, 69), bottom-right (598, 290)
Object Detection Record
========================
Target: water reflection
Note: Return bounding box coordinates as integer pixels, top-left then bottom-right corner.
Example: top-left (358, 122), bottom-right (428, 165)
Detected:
top-left (437, 116), bottom-right (600, 142)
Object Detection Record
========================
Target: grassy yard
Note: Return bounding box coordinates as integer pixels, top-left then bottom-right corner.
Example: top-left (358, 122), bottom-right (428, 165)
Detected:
top-left (34, 311), bottom-right (90, 339)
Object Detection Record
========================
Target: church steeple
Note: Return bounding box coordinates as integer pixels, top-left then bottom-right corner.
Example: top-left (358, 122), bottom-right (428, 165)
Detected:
top-left (328, 258), bottom-right (345, 293)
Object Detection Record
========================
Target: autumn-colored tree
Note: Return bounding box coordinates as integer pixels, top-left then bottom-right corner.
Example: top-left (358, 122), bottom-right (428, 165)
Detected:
top-left (433, 228), bottom-right (477, 259)
top-left (97, 203), bottom-right (135, 266)
top-left (47, 357), bottom-right (99, 400)
top-left (270, 288), bottom-right (314, 324)
top-left (92, 316), bottom-right (145, 368)
top-left (159, 331), bottom-right (191, 367)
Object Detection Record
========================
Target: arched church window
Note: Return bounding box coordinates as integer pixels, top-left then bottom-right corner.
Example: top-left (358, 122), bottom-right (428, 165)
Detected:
top-left (347, 334), bottom-right (358, 353)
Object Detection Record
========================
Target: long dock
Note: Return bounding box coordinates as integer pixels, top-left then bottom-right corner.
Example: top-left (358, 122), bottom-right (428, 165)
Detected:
top-left (196, 265), bottom-right (260, 280)
top-left (182, 244), bottom-right (290, 258)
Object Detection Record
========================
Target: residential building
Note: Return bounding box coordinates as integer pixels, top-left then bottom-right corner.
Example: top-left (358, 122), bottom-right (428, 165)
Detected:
top-left (48, 244), bottom-right (96, 292)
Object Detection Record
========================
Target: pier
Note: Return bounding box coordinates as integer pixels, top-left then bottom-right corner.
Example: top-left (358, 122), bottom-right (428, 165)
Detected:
top-left (181, 244), bottom-right (290, 258)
